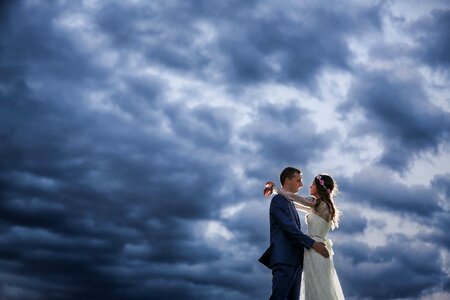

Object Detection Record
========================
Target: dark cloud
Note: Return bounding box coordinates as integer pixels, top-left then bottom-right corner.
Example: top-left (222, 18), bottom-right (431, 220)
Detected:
top-left (410, 9), bottom-right (450, 70)
top-left (419, 212), bottom-right (450, 251)
top-left (336, 234), bottom-right (447, 299)
top-left (95, 1), bottom-right (213, 72)
top-left (431, 172), bottom-right (450, 201)
top-left (0, 23), bottom-right (237, 300)
top-left (339, 71), bottom-right (450, 171)
top-left (91, 1), bottom-right (384, 88)
top-left (335, 209), bottom-right (369, 235)
top-left (225, 202), bottom-right (269, 247)
top-left (215, 2), bottom-right (382, 87)
top-left (339, 167), bottom-right (444, 219)
top-left (240, 102), bottom-right (340, 182)
top-left (0, 1), bottom-right (449, 300)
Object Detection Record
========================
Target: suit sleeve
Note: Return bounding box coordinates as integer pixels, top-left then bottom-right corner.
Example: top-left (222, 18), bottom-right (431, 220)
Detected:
top-left (270, 195), bottom-right (315, 249)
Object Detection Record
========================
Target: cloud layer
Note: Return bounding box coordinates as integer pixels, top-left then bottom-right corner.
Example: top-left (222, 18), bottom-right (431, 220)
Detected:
top-left (1, 1), bottom-right (449, 299)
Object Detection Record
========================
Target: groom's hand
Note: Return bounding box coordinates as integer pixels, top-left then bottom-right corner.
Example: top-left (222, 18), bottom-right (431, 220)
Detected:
top-left (312, 242), bottom-right (329, 258)
top-left (264, 181), bottom-right (274, 197)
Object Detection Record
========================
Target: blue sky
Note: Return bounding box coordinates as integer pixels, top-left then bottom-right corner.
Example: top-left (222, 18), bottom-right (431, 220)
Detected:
top-left (0, 0), bottom-right (449, 299)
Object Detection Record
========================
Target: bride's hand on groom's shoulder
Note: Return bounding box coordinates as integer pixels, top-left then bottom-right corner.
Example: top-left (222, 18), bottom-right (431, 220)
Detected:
top-left (264, 181), bottom-right (275, 197)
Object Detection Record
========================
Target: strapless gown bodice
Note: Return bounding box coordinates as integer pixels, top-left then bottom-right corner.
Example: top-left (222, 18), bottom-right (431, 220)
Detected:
top-left (306, 213), bottom-right (331, 239)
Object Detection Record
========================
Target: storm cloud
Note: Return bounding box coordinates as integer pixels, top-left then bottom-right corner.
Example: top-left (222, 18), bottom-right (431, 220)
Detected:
top-left (1, 1), bottom-right (449, 300)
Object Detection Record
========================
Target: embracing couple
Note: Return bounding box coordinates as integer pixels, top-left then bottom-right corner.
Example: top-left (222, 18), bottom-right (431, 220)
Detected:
top-left (259, 167), bottom-right (345, 300)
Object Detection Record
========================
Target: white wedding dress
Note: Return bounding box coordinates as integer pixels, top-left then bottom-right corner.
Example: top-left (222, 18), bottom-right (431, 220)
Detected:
top-left (276, 188), bottom-right (345, 300)
top-left (300, 213), bottom-right (345, 300)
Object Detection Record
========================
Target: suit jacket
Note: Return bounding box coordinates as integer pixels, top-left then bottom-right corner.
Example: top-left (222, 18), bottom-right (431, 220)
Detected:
top-left (259, 194), bottom-right (315, 269)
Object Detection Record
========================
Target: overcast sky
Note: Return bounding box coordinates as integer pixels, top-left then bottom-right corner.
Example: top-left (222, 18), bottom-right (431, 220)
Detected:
top-left (1, 0), bottom-right (449, 299)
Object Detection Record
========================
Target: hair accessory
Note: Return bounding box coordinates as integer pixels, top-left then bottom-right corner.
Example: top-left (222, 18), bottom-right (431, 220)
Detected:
top-left (316, 175), bottom-right (331, 194)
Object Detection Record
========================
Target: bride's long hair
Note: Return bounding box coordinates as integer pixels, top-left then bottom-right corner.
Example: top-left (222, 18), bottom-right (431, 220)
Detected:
top-left (314, 174), bottom-right (341, 229)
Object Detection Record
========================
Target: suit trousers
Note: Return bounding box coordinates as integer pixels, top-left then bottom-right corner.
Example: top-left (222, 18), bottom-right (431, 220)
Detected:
top-left (270, 263), bottom-right (302, 300)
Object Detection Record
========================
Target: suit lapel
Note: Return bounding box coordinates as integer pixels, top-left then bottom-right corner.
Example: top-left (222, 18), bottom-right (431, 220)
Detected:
top-left (287, 199), bottom-right (301, 228)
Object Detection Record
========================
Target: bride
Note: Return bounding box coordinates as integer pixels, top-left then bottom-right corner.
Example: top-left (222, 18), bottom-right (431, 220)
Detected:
top-left (265, 174), bottom-right (345, 300)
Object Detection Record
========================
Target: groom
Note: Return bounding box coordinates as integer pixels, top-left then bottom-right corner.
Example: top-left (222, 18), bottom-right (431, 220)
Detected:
top-left (259, 167), bottom-right (329, 300)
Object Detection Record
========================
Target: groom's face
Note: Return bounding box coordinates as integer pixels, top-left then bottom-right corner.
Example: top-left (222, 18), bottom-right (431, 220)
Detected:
top-left (285, 173), bottom-right (303, 193)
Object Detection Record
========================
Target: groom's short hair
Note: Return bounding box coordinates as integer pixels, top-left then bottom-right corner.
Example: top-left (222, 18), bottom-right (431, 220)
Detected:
top-left (280, 167), bottom-right (301, 186)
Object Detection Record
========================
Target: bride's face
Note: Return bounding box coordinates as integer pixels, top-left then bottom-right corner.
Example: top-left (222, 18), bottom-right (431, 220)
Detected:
top-left (310, 182), bottom-right (318, 197)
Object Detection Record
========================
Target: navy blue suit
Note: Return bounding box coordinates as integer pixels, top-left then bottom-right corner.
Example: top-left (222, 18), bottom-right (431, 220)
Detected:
top-left (259, 194), bottom-right (315, 300)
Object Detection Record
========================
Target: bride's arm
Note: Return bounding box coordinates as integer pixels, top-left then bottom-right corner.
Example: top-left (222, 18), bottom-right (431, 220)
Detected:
top-left (293, 202), bottom-right (312, 213)
top-left (274, 187), bottom-right (315, 212)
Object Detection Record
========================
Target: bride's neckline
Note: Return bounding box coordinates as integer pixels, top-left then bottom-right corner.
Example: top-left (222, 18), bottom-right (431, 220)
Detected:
top-left (308, 212), bottom-right (331, 224)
